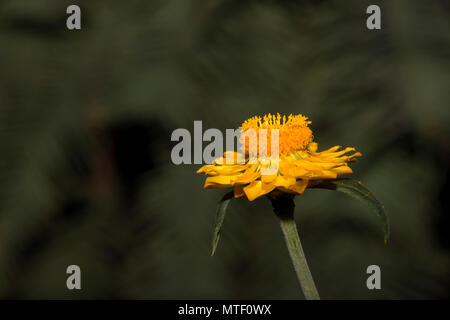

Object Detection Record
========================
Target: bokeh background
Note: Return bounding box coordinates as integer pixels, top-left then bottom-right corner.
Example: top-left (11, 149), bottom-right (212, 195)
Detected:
top-left (0, 0), bottom-right (449, 299)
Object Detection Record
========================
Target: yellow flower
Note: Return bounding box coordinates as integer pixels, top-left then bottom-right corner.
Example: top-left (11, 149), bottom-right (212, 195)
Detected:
top-left (197, 113), bottom-right (362, 201)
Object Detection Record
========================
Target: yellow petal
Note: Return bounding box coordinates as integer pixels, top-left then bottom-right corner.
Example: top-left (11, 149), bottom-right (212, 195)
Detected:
top-left (320, 147), bottom-right (356, 157)
top-left (261, 174), bottom-right (277, 184)
top-left (286, 179), bottom-right (308, 194)
top-left (308, 142), bottom-right (318, 153)
top-left (243, 181), bottom-right (276, 201)
top-left (197, 163), bottom-right (248, 176)
top-left (204, 175), bottom-right (240, 188)
top-left (308, 170), bottom-right (338, 180)
top-left (332, 166), bottom-right (353, 175)
top-left (320, 145), bottom-right (342, 153)
top-left (196, 165), bottom-right (210, 174)
top-left (235, 164), bottom-right (260, 184)
top-left (274, 175), bottom-right (296, 188)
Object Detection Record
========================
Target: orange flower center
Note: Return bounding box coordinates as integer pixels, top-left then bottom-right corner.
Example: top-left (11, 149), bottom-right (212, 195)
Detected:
top-left (240, 113), bottom-right (313, 156)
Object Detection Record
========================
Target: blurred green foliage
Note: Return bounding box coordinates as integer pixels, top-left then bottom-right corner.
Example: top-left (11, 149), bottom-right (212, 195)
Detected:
top-left (0, 0), bottom-right (449, 299)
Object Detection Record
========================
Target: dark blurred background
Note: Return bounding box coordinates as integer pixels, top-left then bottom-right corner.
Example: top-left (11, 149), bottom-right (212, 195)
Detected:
top-left (0, 0), bottom-right (449, 299)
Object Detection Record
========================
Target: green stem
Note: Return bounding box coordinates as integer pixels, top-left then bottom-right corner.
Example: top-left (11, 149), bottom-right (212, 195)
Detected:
top-left (270, 195), bottom-right (320, 300)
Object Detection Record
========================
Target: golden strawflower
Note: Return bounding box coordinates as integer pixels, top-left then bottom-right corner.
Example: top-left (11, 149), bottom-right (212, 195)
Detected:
top-left (197, 113), bottom-right (362, 201)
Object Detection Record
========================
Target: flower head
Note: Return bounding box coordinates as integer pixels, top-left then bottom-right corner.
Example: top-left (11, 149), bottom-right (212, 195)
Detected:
top-left (197, 113), bottom-right (362, 201)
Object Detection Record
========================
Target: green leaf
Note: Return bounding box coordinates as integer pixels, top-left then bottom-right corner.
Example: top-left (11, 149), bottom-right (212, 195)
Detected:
top-left (211, 191), bottom-right (234, 256)
top-left (313, 178), bottom-right (390, 244)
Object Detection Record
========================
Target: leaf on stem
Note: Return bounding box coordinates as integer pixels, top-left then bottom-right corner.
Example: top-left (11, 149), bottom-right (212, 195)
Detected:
top-left (211, 191), bottom-right (234, 256)
top-left (313, 178), bottom-right (390, 244)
